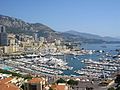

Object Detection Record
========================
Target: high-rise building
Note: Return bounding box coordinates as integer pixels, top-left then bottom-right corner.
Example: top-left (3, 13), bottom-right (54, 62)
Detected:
top-left (0, 25), bottom-right (6, 33)
top-left (33, 32), bottom-right (38, 42)
top-left (39, 37), bottom-right (45, 43)
top-left (0, 25), bottom-right (8, 46)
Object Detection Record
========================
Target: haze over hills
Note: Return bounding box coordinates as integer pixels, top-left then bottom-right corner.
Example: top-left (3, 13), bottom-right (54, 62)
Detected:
top-left (0, 14), bottom-right (120, 43)
top-left (65, 30), bottom-right (120, 42)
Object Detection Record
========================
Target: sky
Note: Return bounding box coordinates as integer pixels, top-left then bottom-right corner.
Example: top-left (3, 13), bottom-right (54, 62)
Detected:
top-left (0, 0), bottom-right (120, 37)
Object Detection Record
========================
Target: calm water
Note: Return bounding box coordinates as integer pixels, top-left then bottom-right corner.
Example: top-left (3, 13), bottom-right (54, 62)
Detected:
top-left (81, 43), bottom-right (120, 51)
top-left (63, 44), bottom-right (120, 76)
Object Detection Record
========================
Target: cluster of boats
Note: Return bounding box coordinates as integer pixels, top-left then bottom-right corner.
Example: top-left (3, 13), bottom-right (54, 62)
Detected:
top-left (0, 54), bottom-right (73, 76)
top-left (1, 45), bottom-right (120, 78)
top-left (75, 56), bottom-right (120, 78)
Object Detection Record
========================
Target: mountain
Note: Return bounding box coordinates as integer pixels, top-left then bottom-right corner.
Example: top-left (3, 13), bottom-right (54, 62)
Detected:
top-left (64, 30), bottom-right (120, 43)
top-left (0, 15), bottom-right (120, 44)
top-left (0, 15), bottom-right (60, 40)
top-left (102, 36), bottom-right (120, 41)
top-left (114, 36), bottom-right (120, 39)
top-left (61, 31), bottom-right (105, 43)
top-left (65, 30), bottom-right (102, 39)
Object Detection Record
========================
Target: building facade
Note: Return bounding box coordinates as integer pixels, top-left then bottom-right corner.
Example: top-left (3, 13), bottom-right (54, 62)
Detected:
top-left (0, 25), bottom-right (8, 46)
top-left (24, 78), bottom-right (45, 90)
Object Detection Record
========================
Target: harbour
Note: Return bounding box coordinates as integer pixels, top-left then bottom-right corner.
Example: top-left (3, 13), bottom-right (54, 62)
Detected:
top-left (0, 43), bottom-right (120, 78)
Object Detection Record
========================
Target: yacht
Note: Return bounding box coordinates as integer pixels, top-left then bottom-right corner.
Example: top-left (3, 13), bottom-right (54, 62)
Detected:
top-left (25, 54), bottom-right (39, 58)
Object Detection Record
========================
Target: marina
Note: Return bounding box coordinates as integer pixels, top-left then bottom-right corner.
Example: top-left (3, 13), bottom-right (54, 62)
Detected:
top-left (0, 43), bottom-right (120, 78)
top-left (0, 2), bottom-right (120, 90)
top-left (0, 55), bottom-right (72, 75)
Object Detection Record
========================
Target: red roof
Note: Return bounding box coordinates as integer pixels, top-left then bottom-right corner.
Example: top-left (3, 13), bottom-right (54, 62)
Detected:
top-left (28, 78), bottom-right (44, 84)
top-left (51, 84), bottom-right (67, 90)
top-left (0, 77), bottom-right (20, 90)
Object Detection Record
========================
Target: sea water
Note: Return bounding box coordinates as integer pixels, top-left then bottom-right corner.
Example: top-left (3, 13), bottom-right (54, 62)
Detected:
top-left (63, 44), bottom-right (120, 76)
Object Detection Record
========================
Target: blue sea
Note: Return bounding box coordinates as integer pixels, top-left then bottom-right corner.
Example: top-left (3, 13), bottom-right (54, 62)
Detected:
top-left (62, 44), bottom-right (120, 76)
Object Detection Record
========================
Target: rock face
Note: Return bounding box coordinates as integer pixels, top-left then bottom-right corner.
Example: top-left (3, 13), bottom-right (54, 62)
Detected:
top-left (0, 15), bottom-right (60, 41)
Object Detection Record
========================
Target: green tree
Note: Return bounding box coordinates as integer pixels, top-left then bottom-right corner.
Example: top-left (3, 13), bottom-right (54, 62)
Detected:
top-left (49, 87), bottom-right (53, 90)
top-left (67, 79), bottom-right (78, 85)
top-left (108, 87), bottom-right (115, 90)
top-left (56, 78), bottom-right (66, 84)
top-left (116, 86), bottom-right (120, 90)
top-left (115, 74), bottom-right (120, 84)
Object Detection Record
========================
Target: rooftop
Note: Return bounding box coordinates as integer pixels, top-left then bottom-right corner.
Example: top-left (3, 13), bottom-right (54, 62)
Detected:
top-left (0, 77), bottom-right (20, 90)
top-left (51, 83), bottom-right (67, 90)
top-left (0, 77), bottom-right (13, 84)
top-left (28, 77), bottom-right (44, 84)
top-left (0, 83), bottom-right (20, 90)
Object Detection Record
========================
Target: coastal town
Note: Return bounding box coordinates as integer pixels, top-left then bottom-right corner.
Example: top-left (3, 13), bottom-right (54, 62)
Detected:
top-left (1, 0), bottom-right (120, 89)
top-left (0, 24), bottom-right (120, 90)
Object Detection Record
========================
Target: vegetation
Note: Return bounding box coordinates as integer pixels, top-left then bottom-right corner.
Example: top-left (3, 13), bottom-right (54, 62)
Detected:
top-left (0, 69), bottom-right (22, 77)
top-left (56, 78), bottom-right (66, 84)
top-left (67, 79), bottom-right (78, 85)
top-left (49, 87), bottom-right (53, 90)
top-left (0, 69), bottom-right (32, 79)
top-left (115, 74), bottom-right (120, 84)
top-left (110, 74), bottom-right (120, 90)
top-left (56, 78), bottom-right (78, 86)
top-left (116, 87), bottom-right (120, 90)
top-left (86, 87), bottom-right (94, 90)
top-left (6, 28), bottom-right (33, 35)
top-left (108, 87), bottom-right (115, 90)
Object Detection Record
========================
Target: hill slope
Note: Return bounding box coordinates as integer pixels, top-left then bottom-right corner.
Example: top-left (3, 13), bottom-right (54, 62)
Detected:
top-left (0, 15), bottom-right (120, 43)
top-left (0, 15), bottom-right (60, 40)
top-left (64, 30), bottom-right (120, 42)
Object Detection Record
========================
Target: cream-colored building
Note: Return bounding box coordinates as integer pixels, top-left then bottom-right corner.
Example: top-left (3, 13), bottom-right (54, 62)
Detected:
top-left (24, 78), bottom-right (46, 90)
top-left (8, 34), bottom-right (16, 45)
top-left (3, 45), bottom-right (22, 54)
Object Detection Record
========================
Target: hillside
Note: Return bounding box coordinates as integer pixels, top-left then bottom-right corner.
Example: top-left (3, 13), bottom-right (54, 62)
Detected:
top-left (0, 15), bottom-right (120, 44)
top-left (61, 32), bottom-right (106, 43)
top-left (64, 30), bottom-right (120, 43)
top-left (0, 15), bottom-right (60, 40)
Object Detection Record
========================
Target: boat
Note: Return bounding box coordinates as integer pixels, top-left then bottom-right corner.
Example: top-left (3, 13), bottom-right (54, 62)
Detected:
top-left (24, 54), bottom-right (39, 58)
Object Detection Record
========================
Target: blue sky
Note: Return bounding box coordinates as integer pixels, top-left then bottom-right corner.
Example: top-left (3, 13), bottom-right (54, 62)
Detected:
top-left (0, 0), bottom-right (120, 37)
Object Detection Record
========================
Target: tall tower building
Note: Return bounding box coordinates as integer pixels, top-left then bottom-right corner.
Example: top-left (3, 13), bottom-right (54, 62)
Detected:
top-left (0, 25), bottom-right (8, 46)
top-left (33, 32), bottom-right (38, 42)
